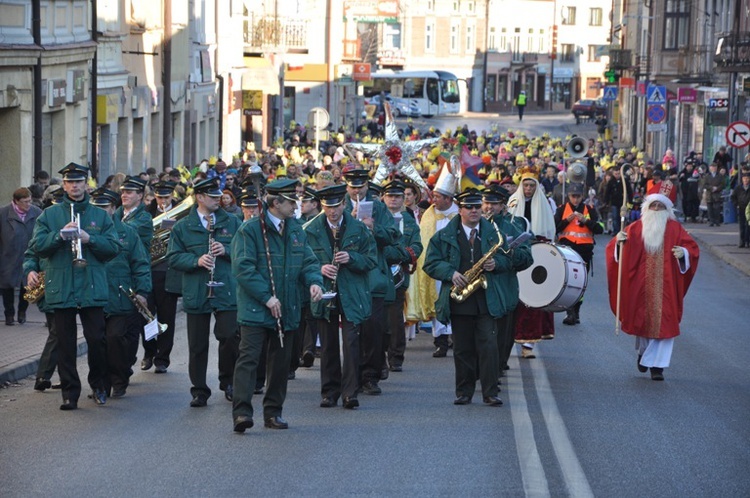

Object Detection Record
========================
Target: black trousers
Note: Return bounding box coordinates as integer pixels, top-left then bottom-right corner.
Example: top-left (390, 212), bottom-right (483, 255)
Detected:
top-left (496, 311), bottom-right (515, 371)
top-left (708, 201), bottom-right (722, 225)
top-left (386, 287), bottom-right (407, 368)
top-left (105, 312), bottom-right (141, 391)
top-left (143, 270), bottom-right (179, 367)
top-left (54, 307), bottom-right (107, 402)
top-left (739, 208), bottom-right (750, 245)
top-left (319, 310), bottom-right (360, 401)
top-left (186, 311), bottom-right (239, 398)
top-left (302, 305), bottom-right (320, 355)
top-left (451, 313), bottom-right (499, 399)
top-left (360, 297), bottom-right (385, 384)
top-left (36, 312), bottom-right (58, 381)
top-left (2, 286), bottom-right (28, 319)
top-left (233, 325), bottom-right (292, 420)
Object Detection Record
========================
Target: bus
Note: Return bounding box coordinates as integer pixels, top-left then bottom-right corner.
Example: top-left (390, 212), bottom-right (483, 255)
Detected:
top-left (363, 70), bottom-right (460, 117)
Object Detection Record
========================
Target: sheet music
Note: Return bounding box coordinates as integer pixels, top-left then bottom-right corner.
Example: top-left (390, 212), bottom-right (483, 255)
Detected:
top-left (160, 218), bottom-right (176, 230)
top-left (144, 319), bottom-right (160, 341)
top-left (356, 200), bottom-right (373, 220)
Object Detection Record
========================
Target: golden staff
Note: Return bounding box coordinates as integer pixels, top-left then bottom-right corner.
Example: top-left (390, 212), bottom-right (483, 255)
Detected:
top-left (615, 163), bottom-right (632, 335)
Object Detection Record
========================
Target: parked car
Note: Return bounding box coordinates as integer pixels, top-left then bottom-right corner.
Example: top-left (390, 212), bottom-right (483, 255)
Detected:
top-left (365, 94), bottom-right (421, 117)
top-left (571, 99), bottom-right (607, 120)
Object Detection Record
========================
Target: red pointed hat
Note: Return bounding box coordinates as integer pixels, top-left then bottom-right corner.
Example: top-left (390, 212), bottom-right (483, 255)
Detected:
top-left (646, 179), bottom-right (677, 209)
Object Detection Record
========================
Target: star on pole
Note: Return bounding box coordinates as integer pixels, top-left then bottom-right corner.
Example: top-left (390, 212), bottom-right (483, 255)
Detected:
top-left (344, 102), bottom-right (438, 189)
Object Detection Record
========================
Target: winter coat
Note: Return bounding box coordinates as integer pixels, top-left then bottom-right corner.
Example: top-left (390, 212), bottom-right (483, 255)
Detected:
top-left (105, 216), bottom-right (153, 316)
top-left (0, 202), bottom-right (41, 288)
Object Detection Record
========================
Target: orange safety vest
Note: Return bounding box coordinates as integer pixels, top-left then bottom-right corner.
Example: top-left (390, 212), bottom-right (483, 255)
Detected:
top-left (559, 203), bottom-right (594, 244)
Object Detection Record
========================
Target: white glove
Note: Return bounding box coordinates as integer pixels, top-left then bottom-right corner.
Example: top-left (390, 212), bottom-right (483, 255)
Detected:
top-left (616, 231), bottom-right (628, 243)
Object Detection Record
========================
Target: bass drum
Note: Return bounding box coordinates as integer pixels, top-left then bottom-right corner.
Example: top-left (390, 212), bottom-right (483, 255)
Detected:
top-left (517, 242), bottom-right (588, 312)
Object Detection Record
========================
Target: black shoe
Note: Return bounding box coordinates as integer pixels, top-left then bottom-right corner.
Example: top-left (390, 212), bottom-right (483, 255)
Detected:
top-left (264, 416), bottom-right (289, 429)
top-left (288, 371), bottom-right (296, 380)
top-left (224, 385), bottom-right (234, 402)
top-left (483, 396), bottom-right (504, 406)
top-left (380, 368), bottom-right (389, 380)
top-left (233, 416), bottom-right (254, 433)
top-left (190, 394), bottom-right (208, 407)
top-left (562, 313), bottom-right (576, 325)
top-left (650, 367), bottom-right (665, 381)
top-left (301, 350), bottom-right (315, 368)
top-left (34, 378), bottom-right (51, 391)
top-left (254, 387), bottom-right (264, 395)
top-left (361, 381), bottom-right (381, 395)
top-left (17, 311), bottom-right (26, 324)
top-left (389, 364), bottom-right (403, 372)
top-left (111, 387), bottom-right (127, 398)
top-left (5, 316), bottom-right (14, 326)
top-left (453, 395), bottom-right (472, 405)
top-left (51, 383), bottom-right (62, 389)
top-left (59, 399), bottom-right (78, 411)
top-left (637, 355), bottom-right (648, 373)
top-left (154, 364), bottom-right (168, 374)
top-left (433, 346), bottom-right (448, 358)
top-left (92, 389), bottom-right (107, 406)
top-left (320, 397), bottom-right (336, 408)
top-left (343, 397), bottom-right (359, 409)
top-left (574, 312), bottom-right (581, 324)
top-left (140, 357), bottom-right (153, 371)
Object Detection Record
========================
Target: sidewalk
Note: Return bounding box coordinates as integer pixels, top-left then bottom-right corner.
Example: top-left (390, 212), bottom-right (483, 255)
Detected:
top-left (2, 222), bottom-right (748, 386)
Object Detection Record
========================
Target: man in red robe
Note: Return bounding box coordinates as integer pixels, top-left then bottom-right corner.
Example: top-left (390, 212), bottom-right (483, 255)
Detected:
top-left (605, 184), bottom-right (699, 381)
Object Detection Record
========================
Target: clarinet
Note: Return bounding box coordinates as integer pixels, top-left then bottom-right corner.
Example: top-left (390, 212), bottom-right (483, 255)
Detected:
top-left (205, 215), bottom-right (224, 298)
top-left (327, 226), bottom-right (342, 310)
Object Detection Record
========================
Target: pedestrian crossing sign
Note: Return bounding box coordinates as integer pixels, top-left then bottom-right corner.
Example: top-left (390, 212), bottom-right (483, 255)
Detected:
top-left (602, 86), bottom-right (618, 101)
top-left (647, 85), bottom-right (667, 105)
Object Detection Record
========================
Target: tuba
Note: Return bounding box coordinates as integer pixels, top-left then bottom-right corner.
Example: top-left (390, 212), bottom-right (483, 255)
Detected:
top-left (150, 196), bottom-right (195, 265)
top-left (23, 271), bottom-right (46, 303)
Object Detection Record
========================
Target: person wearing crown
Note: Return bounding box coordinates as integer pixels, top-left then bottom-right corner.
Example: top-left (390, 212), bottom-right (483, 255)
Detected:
top-left (606, 181), bottom-right (699, 381)
top-left (507, 165), bottom-right (556, 359)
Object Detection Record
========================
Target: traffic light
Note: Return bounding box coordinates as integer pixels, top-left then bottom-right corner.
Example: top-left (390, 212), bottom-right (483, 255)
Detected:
top-left (604, 69), bottom-right (618, 83)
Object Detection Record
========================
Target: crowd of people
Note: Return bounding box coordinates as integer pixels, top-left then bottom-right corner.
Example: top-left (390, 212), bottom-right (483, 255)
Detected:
top-left (5, 108), bottom-right (744, 432)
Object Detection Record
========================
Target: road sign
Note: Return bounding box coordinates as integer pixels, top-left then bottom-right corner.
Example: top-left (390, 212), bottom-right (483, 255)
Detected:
top-left (647, 104), bottom-right (666, 124)
top-left (602, 86), bottom-right (618, 101)
top-left (726, 121), bottom-right (750, 148)
top-left (307, 107), bottom-right (330, 130)
top-left (352, 63), bottom-right (371, 82)
top-left (647, 85), bottom-right (666, 105)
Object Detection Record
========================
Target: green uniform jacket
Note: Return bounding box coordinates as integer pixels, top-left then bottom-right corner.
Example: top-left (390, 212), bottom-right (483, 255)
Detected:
top-left (382, 209), bottom-right (423, 290)
top-left (344, 192), bottom-right (399, 302)
top-left (166, 206), bottom-right (240, 313)
top-left (105, 216), bottom-right (153, 316)
top-left (29, 194), bottom-right (121, 309)
top-left (22, 239), bottom-right (50, 314)
top-left (304, 210), bottom-right (377, 325)
top-left (115, 203), bottom-right (154, 253)
top-left (231, 210), bottom-right (323, 331)
top-left (423, 216), bottom-right (533, 325)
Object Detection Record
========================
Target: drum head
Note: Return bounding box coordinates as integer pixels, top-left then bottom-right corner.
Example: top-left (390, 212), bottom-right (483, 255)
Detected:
top-left (518, 243), bottom-right (569, 309)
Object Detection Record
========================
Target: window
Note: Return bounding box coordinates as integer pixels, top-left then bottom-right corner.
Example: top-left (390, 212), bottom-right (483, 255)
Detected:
top-left (450, 20), bottom-right (460, 53)
top-left (426, 20), bottom-right (434, 52)
top-left (588, 45), bottom-right (601, 62)
top-left (453, 1), bottom-right (460, 13)
top-left (538, 29), bottom-right (545, 52)
top-left (589, 8), bottom-right (602, 26)
top-left (500, 27), bottom-right (507, 52)
top-left (427, 0), bottom-right (434, 12)
top-left (561, 43), bottom-right (575, 62)
top-left (489, 27), bottom-right (496, 50)
top-left (664, 0), bottom-right (689, 50)
top-left (561, 6), bottom-right (576, 25)
top-left (466, 24), bottom-right (474, 53)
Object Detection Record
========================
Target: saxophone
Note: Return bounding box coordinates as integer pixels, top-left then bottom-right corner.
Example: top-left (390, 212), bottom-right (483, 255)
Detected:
top-left (450, 224), bottom-right (505, 303)
top-left (24, 271), bottom-right (46, 303)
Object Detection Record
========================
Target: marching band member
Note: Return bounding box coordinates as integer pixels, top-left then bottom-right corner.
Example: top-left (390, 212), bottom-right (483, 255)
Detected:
top-left (481, 184), bottom-right (533, 373)
top-left (343, 168), bottom-right (399, 395)
top-left (238, 186), bottom-right (259, 221)
top-left (554, 182), bottom-right (603, 325)
top-left (231, 179), bottom-right (323, 432)
top-left (304, 184), bottom-right (376, 409)
top-left (145, 180), bottom-right (180, 373)
top-left (166, 178), bottom-right (240, 407)
top-left (507, 166), bottom-right (556, 358)
top-left (424, 188), bottom-right (525, 406)
top-left (412, 165), bottom-right (459, 357)
top-left (90, 188), bottom-right (152, 398)
top-left (28, 163), bottom-right (120, 410)
top-left (381, 180), bottom-right (423, 372)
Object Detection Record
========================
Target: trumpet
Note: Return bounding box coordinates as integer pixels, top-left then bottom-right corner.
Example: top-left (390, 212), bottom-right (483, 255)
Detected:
top-left (205, 215), bottom-right (224, 299)
top-left (69, 205), bottom-right (87, 268)
top-left (120, 286), bottom-right (167, 334)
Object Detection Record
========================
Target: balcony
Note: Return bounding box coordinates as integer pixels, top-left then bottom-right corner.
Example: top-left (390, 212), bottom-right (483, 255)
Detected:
top-left (714, 32), bottom-right (750, 72)
top-left (243, 14), bottom-right (308, 54)
top-left (609, 49), bottom-right (632, 70)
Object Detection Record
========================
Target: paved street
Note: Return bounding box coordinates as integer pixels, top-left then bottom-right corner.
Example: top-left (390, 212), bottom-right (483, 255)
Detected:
top-left (1, 228), bottom-right (749, 497)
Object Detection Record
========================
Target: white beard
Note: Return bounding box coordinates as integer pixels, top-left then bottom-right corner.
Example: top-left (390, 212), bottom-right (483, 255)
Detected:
top-left (640, 207), bottom-right (672, 254)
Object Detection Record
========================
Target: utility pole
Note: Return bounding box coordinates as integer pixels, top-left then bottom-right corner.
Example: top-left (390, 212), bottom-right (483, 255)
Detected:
top-left (90, 0), bottom-right (98, 178)
top-left (32, 0), bottom-right (41, 176)
top-left (162, 0), bottom-right (172, 171)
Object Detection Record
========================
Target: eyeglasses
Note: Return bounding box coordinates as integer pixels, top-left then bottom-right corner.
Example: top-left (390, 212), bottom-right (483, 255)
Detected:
top-left (462, 205), bottom-right (482, 210)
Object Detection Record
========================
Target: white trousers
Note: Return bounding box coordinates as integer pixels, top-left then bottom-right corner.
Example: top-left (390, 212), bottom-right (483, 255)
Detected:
top-left (636, 337), bottom-right (674, 369)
